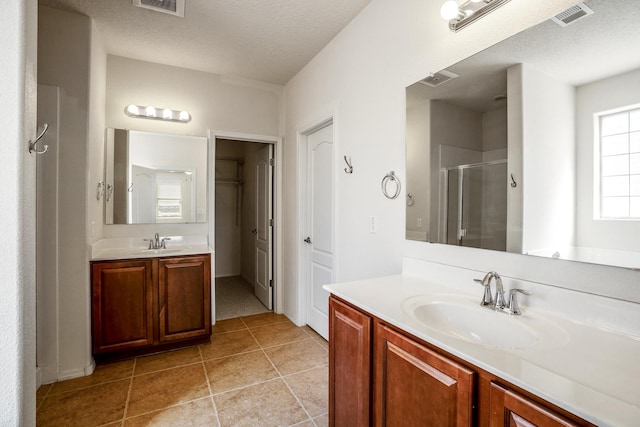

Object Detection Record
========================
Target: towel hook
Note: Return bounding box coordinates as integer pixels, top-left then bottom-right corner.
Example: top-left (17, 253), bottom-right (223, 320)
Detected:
top-left (407, 193), bottom-right (415, 206)
top-left (510, 173), bottom-right (517, 188)
top-left (28, 123), bottom-right (49, 154)
top-left (344, 155), bottom-right (353, 174)
top-left (381, 171), bottom-right (401, 199)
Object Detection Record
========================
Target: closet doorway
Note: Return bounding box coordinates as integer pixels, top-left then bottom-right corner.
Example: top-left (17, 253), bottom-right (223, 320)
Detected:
top-left (214, 138), bottom-right (275, 320)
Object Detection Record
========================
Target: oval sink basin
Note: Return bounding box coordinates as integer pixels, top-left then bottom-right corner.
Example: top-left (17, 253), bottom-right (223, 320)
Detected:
top-left (126, 247), bottom-right (188, 256)
top-left (402, 296), bottom-right (539, 349)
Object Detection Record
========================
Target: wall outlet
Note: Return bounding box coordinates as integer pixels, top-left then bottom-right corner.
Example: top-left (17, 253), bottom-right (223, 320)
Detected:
top-left (417, 217), bottom-right (422, 228)
top-left (369, 216), bottom-right (377, 233)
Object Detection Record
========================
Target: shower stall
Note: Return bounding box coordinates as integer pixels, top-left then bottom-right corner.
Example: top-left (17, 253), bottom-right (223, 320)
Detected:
top-left (441, 159), bottom-right (507, 251)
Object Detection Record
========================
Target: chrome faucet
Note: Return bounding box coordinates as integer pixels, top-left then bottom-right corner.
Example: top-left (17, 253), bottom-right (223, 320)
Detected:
top-left (474, 271), bottom-right (531, 315)
top-left (143, 233), bottom-right (171, 249)
top-left (474, 271), bottom-right (505, 310)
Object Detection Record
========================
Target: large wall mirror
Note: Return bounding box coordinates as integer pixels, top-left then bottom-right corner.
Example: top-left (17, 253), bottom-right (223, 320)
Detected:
top-left (406, 0), bottom-right (640, 269)
top-left (105, 129), bottom-right (208, 224)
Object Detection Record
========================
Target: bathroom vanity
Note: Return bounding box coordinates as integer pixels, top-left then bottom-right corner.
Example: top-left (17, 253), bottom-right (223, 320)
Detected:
top-left (90, 236), bottom-right (212, 360)
top-left (326, 259), bottom-right (640, 426)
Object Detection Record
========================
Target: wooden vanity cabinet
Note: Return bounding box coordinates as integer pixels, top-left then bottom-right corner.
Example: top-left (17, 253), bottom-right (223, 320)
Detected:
top-left (92, 254), bottom-right (211, 359)
top-left (329, 295), bottom-right (593, 427)
top-left (374, 323), bottom-right (475, 426)
top-left (329, 296), bottom-right (372, 427)
top-left (91, 259), bottom-right (154, 354)
top-left (489, 382), bottom-right (581, 427)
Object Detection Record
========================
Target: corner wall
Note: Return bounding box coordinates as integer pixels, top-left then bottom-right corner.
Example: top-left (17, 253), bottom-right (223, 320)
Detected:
top-left (282, 0), bottom-right (591, 324)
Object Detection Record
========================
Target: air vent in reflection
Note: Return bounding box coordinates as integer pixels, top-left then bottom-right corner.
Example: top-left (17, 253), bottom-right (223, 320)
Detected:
top-left (133, 0), bottom-right (185, 17)
top-left (551, 2), bottom-right (593, 27)
top-left (419, 70), bottom-right (459, 87)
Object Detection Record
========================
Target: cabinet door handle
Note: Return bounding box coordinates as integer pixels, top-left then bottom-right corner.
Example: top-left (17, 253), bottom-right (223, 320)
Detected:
top-left (304, 237), bottom-right (312, 244)
top-left (252, 229), bottom-right (258, 235)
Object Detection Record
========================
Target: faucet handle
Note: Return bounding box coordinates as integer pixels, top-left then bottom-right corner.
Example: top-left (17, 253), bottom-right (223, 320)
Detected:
top-left (507, 289), bottom-right (532, 315)
top-left (160, 237), bottom-right (171, 249)
top-left (474, 278), bottom-right (494, 306)
top-left (143, 238), bottom-right (154, 250)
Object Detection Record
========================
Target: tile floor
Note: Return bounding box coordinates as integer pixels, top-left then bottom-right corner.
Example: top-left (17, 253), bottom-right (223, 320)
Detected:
top-left (36, 313), bottom-right (329, 427)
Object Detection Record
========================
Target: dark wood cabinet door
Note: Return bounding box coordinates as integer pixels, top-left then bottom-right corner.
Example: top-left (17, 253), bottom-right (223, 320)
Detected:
top-left (374, 324), bottom-right (475, 427)
top-left (329, 296), bottom-right (372, 427)
top-left (91, 260), bottom-right (154, 354)
top-left (158, 254), bottom-right (211, 342)
top-left (489, 383), bottom-right (584, 427)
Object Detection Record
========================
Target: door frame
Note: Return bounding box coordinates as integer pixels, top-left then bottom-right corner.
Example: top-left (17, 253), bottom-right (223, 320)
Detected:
top-left (296, 114), bottom-right (339, 327)
top-left (208, 129), bottom-right (283, 319)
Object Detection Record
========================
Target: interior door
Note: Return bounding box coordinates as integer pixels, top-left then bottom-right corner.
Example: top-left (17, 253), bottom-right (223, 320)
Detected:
top-left (304, 122), bottom-right (334, 339)
top-left (130, 164), bottom-right (156, 223)
top-left (255, 144), bottom-right (274, 309)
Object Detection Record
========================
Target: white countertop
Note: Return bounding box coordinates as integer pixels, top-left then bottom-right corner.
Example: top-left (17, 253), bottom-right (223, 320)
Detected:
top-left (90, 235), bottom-right (212, 261)
top-left (324, 266), bottom-right (640, 426)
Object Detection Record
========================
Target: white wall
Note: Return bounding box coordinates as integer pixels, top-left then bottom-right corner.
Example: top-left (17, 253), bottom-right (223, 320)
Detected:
top-left (282, 0), bottom-right (640, 325)
top-left (38, 6), bottom-right (97, 381)
top-left (0, 0), bottom-right (37, 424)
top-left (103, 55), bottom-right (282, 240)
top-left (405, 101), bottom-right (430, 239)
top-left (576, 68), bottom-right (640, 252)
top-left (519, 64), bottom-right (575, 254)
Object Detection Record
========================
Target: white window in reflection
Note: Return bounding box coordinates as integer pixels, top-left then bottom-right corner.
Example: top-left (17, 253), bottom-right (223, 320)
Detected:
top-left (597, 106), bottom-right (640, 219)
top-left (156, 180), bottom-right (183, 219)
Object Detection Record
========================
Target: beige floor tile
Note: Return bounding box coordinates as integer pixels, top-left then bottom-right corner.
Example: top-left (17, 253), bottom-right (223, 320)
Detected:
top-left (200, 329), bottom-right (260, 360)
top-left (251, 321), bottom-right (309, 348)
top-left (285, 366), bottom-right (328, 418)
top-left (123, 397), bottom-right (219, 427)
top-left (49, 359), bottom-right (134, 395)
top-left (212, 317), bottom-right (246, 334)
top-left (264, 339), bottom-right (328, 376)
top-left (290, 420), bottom-right (315, 427)
top-left (205, 351), bottom-right (278, 394)
top-left (37, 379), bottom-right (130, 427)
top-left (241, 312), bottom-right (288, 328)
top-left (313, 413), bottom-right (329, 427)
top-left (126, 364), bottom-right (209, 417)
top-left (214, 379), bottom-right (307, 427)
top-left (303, 327), bottom-right (329, 352)
top-left (134, 346), bottom-right (201, 375)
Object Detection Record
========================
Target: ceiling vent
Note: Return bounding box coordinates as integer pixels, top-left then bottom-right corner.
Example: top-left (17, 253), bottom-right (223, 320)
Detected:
top-left (551, 2), bottom-right (593, 27)
top-left (419, 70), bottom-right (459, 87)
top-left (133, 0), bottom-right (185, 17)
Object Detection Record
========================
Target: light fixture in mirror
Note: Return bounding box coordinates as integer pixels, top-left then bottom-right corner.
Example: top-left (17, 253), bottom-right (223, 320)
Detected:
top-left (104, 129), bottom-right (208, 224)
top-left (407, 0), bottom-right (640, 269)
top-left (440, 0), bottom-right (511, 32)
top-left (125, 104), bottom-right (191, 123)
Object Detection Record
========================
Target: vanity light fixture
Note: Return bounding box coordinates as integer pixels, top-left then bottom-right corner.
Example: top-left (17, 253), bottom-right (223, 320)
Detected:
top-left (440, 0), bottom-right (511, 32)
top-left (124, 104), bottom-right (191, 123)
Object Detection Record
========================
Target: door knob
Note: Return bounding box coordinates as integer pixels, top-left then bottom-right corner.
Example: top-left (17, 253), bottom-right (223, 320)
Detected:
top-left (252, 229), bottom-right (258, 235)
top-left (304, 237), bottom-right (312, 244)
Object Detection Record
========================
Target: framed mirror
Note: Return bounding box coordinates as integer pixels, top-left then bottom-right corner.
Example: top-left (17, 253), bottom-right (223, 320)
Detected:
top-left (105, 129), bottom-right (208, 224)
top-left (406, 0), bottom-right (640, 269)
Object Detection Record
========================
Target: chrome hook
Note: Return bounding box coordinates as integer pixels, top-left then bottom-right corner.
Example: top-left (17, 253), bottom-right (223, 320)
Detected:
top-left (28, 123), bottom-right (49, 154)
top-left (510, 173), bottom-right (517, 188)
top-left (344, 155), bottom-right (353, 174)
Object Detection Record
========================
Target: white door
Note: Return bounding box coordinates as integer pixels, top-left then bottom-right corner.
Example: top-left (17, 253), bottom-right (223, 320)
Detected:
top-left (304, 123), bottom-right (334, 339)
top-left (255, 144), bottom-right (274, 309)
top-left (131, 164), bottom-right (157, 223)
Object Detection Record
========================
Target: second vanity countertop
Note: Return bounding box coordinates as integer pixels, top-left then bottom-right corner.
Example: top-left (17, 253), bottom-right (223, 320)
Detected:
top-left (90, 235), bottom-right (212, 261)
top-left (324, 270), bottom-right (640, 426)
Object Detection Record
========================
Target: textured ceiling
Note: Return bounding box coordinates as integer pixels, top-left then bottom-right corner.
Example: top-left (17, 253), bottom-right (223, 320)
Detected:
top-left (39, 0), bottom-right (371, 85)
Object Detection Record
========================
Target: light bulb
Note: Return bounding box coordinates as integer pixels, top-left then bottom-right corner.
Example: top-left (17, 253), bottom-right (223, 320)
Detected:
top-left (470, 0), bottom-right (483, 2)
top-left (163, 109), bottom-right (173, 119)
top-left (179, 111), bottom-right (191, 122)
top-left (440, 1), bottom-right (460, 20)
top-left (126, 104), bottom-right (139, 115)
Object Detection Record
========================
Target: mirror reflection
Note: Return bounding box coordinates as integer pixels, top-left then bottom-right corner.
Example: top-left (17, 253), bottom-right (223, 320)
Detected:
top-left (406, 0), bottom-right (640, 269)
top-left (105, 129), bottom-right (208, 224)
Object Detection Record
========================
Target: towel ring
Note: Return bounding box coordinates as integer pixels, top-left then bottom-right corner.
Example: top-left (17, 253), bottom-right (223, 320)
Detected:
top-left (381, 171), bottom-right (401, 200)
